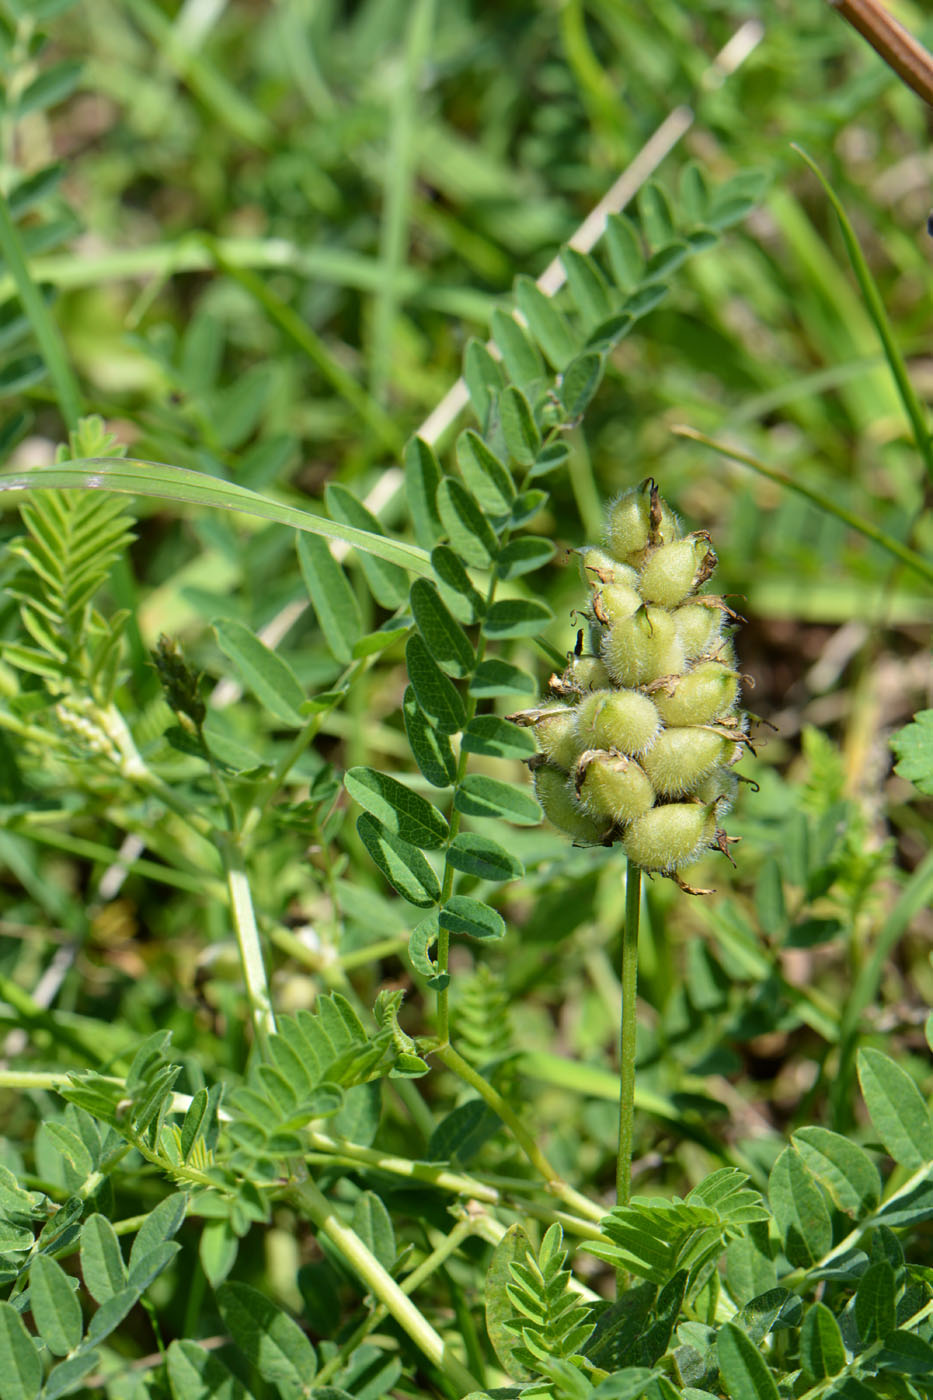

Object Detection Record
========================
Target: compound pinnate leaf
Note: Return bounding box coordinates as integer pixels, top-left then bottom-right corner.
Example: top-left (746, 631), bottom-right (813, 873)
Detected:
top-left (857, 1047), bottom-right (933, 1169)
top-left (406, 633), bottom-right (466, 735)
top-left (436, 476), bottom-right (499, 567)
top-left (446, 832), bottom-right (524, 882)
top-left (345, 766), bottom-right (449, 849)
top-left (461, 714), bottom-right (536, 761)
top-left (357, 814), bottom-right (440, 908)
top-left (216, 1282), bottom-right (316, 1394)
top-left (213, 619), bottom-right (306, 727)
top-left (404, 435), bottom-right (443, 552)
top-left (28, 1253), bottom-right (81, 1356)
top-left (791, 1127), bottom-right (880, 1216)
top-left (80, 1212), bottom-right (127, 1303)
top-left (409, 579), bottom-right (475, 678)
top-left (799, 1302), bottom-right (845, 1379)
top-left (890, 709), bottom-right (933, 794)
top-left (499, 385), bottom-right (541, 466)
top-left (325, 482), bottom-right (407, 608)
top-left (402, 685), bottom-right (457, 787)
top-left (0, 1302), bottom-right (42, 1400)
top-left (297, 533), bottom-right (362, 665)
top-left (167, 1338), bottom-right (249, 1400)
top-left (716, 1322), bottom-right (780, 1400)
top-left (767, 1148), bottom-right (831, 1269)
top-left (456, 429), bottom-right (515, 513)
top-left (481, 597), bottom-right (553, 638)
top-left (455, 773), bottom-right (542, 825)
top-left (438, 895), bottom-right (506, 940)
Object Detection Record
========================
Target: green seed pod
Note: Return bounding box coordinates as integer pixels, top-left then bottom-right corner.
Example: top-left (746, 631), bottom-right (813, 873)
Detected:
top-left (605, 482), bottom-right (680, 567)
top-left (575, 687), bottom-right (661, 756)
top-left (622, 801), bottom-right (716, 873)
top-left (534, 764), bottom-right (612, 844)
top-left (641, 726), bottom-right (730, 797)
top-left (576, 750), bottom-right (655, 824)
top-left (578, 547), bottom-right (637, 588)
top-left (653, 661), bottom-right (739, 727)
top-left (560, 654), bottom-right (610, 694)
top-left (601, 605), bottom-right (685, 687)
top-left (593, 582), bottom-right (642, 627)
top-left (694, 767), bottom-right (738, 816)
top-left (638, 535), bottom-right (716, 609)
top-left (672, 601), bottom-right (724, 660)
top-left (509, 705), bottom-right (581, 770)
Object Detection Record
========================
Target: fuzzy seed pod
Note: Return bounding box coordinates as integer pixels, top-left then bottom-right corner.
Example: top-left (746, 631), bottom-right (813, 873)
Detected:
top-left (601, 605), bottom-right (685, 687)
top-left (575, 751), bottom-right (655, 824)
top-left (672, 601), bottom-right (724, 660)
top-left (578, 547), bottom-right (636, 589)
top-left (694, 767), bottom-right (739, 816)
top-left (605, 481), bottom-right (680, 567)
top-left (557, 654), bottom-right (611, 695)
top-left (641, 726), bottom-right (731, 797)
top-left (652, 661), bottom-right (739, 727)
top-left (622, 802), bottom-right (717, 873)
top-left (575, 688), bottom-right (661, 756)
top-left (638, 535), bottom-right (716, 609)
top-left (514, 706), bottom-right (583, 769)
top-left (534, 764), bottom-right (612, 844)
top-left (593, 583), bottom-right (643, 628)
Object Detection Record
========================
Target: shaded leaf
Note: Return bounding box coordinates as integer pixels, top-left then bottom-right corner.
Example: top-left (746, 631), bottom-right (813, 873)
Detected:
top-left (768, 1147), bottom-right (831, 1269)
top-left (409, 579), bottom-right (476, 678)
top-left (406, 633), bottom-right (466, 735)
top-left (216, 1281), bottom-right (316, 1393)
top-left (167, 1338), bottom-right (249, 1400)
top-left (482, 598), bottom-right (553, 638)
top-left (799, 1302), bottom-right (845, 1379)
top-left (402, 685), bottom-right (457, 787)
top-left (345, 766), bottom-right (449, 849)
top-left (716, 1322), bottom-right (779, 1400)
top-left (499, 386), bottom-right (541, 466)
top-left (446, 832), bottom-right (524, 881)
top-left (437, 477), bottom-right (499, 568)
top-left (356, 814), bottom-right (440, 908)
top-left (457, 430), bottom-right (515, 513)
top-left (460, 714), bottom-right (536, 761)
top-left (439, 896), bottom-right (506, 940)
top-left (404, 436), bottom-right (443, 552)
top-left (455, 774), bottom-right (541, 825)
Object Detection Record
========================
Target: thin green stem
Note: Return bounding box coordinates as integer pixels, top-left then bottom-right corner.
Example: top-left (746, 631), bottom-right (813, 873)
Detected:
top-left (222, 838), bottom-right (276, 1053)
top-left (616, 860), bottom-right (641, 1212)
top-left (287, 1172), bottom-right (481, 1393)
top-left (436, 1043), bottom-right (603, 1223)
top-left (0, 191), bottom-right (82, 430)
top-left (673, 426), bottom-right (933, 585)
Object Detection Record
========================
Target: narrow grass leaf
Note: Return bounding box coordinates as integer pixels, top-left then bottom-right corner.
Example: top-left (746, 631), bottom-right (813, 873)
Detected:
top-left (297, 533), bottom-right (362, 665)
top-left (463, 338), bottom-right (506, 430)
top-left (167, 1338), bottom-right (248, 1400)
top-left (446, 832), bottom-right (524, 881)
top-left (409, 579), bottom-right (475, 678)
top-left (499, 385), bottom-right (541, 466)
top-left (469, 659), bottom-right (536, 698)
top-left (461, 714), bottom-right (535, 761)
top-left (402, 685), bottom-right (457, 787)
top-left (0, 460), bottom-right (433, 576)
top-left (490, 308), bottom-right (545, 388)
top-left (515, 275), bottom-right (580, 369)
top-left (213, 619), bottom-right (306, 726)
top-left (857, 1047), bottom-right (933, 1169)
top-left (799, 1302), bottom-right (845, 1379)
top-left (345, 766), bottom-right (449, 849)
top-left (455, 774), bottom-right (541, 825)
top-left (28, 1253), bottom-right (81, 1356)
top-left (216, 1281), bottom-right (316, 1392)
top-left (791, 1127), bottom-right (880, 1215)
top-left (0, 1302), bottom-right (42, 1400)
top-left (356, 814), bottom-right (440, 908)
top-left (456, 430), bottom-right (515, 513)
top-left (404, 436), bottom-right (443, 551)
top-left (325, 482), bottom-right (407, 608)
top-left (482, 598), bottom-right (553, 638)
top-left (81, 1212), bottom-right (127, 1303)
top-left (716, 1322), bottom-right (780, 1400)
top-left (437, 477), bottom-right (499, 568)
top-left (768, 1147), bottom-right (831, 1268)
top-left (406, 633), bottom-right (466, 734)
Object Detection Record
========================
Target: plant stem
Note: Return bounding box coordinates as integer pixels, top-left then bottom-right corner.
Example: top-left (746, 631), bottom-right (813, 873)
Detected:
top-left (616, 860), bottom-right (641, 1212)
top-left (222, 839), bottom-right (276, 1053)
top-left (436, 1042), bottom-right (603, 1223)
top-left (288, 1172), bottom-right (481, 1394)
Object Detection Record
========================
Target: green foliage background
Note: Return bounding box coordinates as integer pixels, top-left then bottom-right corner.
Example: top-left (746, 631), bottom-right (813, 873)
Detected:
top-left (0, 2), bottom-right (930, 1399)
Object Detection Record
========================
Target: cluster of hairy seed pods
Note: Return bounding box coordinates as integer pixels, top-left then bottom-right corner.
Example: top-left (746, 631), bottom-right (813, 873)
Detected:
top-left (511, 480), bottom-right (753, 894)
